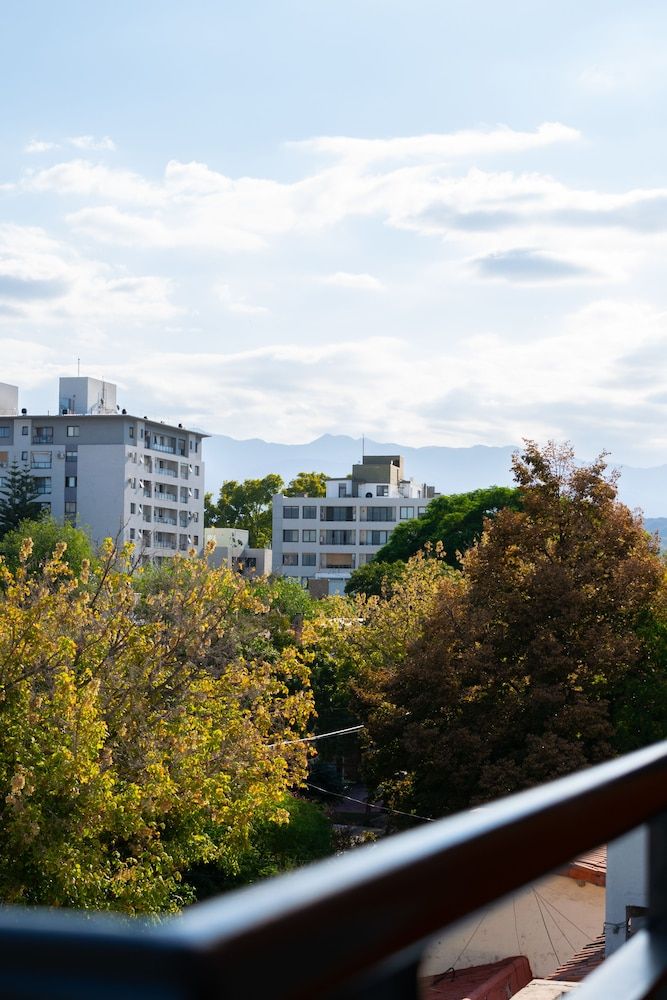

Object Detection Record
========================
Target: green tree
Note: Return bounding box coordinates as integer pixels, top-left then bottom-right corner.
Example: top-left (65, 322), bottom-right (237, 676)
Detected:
top-left (376, 486), bottom-right (522, 567)
top-left (284, 472), bottom-right (328, 497)
top-left (358, 442), bottom-right (665, 821)
top-left (0, 463), bottom-right (42, 537)
top-left (206, 474), bottom-right (284, 546)
top-left (0, 539), bottom-right (313, 913)
top-left (345, 560), bottom-right (407, 598)
top-left (0, 517), bottom-right (94, 576)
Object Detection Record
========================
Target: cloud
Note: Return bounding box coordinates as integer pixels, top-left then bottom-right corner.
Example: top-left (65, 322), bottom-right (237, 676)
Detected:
top-left (0, 274), bottom-right (68, 300)
top-left (215, 283), bottom-right (268, 316)
top-left (24, 139), bottom-right (60, 154)
top-left (67, 135), bottom-right (116, 151)
top-left (321, 272), bottom-right (384, 291)
top-left (472, 248), bottom-right (596, 283)
top-left (292, 122), bottom-right (580, 166)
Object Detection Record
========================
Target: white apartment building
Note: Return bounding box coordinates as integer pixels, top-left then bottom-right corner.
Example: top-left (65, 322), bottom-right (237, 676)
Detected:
top-left (0, 377), bottom-right (207, 562)
top-left (272, 455), bottom-right (437, 595)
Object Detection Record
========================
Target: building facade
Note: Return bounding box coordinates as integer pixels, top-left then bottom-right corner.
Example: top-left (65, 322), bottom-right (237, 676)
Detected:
top-left (0, 377), bottom-right (206, 562)
top-left (272, 454), bottom-right (437, 595)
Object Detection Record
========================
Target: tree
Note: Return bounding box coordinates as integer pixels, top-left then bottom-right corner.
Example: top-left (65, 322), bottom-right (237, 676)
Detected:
top-left (345, 560), bottom-right (407, 598)
top-left (205, 475), bottom-right (284, 546)
top-left (0, 463), bottom-right (42, 537)
top-left (355, 442), bottom-right (666, 821)
top-left (0, 540), bottom-right (313, 913)
top-left (284, 472), bottom-right (328, 497)
top-left (0, 517), bottom-right (94, 576)
top-left (376, 486), bottom-right (521, 567)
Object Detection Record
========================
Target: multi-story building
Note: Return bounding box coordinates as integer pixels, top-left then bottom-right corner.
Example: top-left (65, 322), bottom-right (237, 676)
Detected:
top-left (0, 377), bottom-right (207, 562)
top-left (272, 454), bottom-right (437, 595)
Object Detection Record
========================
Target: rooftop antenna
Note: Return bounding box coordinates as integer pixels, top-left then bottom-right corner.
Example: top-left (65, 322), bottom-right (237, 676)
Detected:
top-left (77, 357), bottom-right (80, 377)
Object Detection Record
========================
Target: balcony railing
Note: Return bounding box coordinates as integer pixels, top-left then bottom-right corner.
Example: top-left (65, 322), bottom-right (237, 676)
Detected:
top-left (0, 743), bottom-right (666, 997)
top-left (149, 441), bottom-right (176, 455)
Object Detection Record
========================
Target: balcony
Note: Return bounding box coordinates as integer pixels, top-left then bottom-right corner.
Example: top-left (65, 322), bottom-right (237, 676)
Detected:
top-left (154, 516), bottom-right (177, 525)
top-left (149, 441), bottom-right (176, 455)
top-left (0, 743), bottom-right (666, 996)
top-left (154, 489), bottom-right (177, 502)
top-left (31, 435), bottom-right (53, 445)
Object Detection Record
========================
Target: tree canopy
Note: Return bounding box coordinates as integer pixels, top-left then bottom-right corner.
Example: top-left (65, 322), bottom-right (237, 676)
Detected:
top-left (0, 463), bottom-right (42, 537)
top-left (205, 472), bottom-right (329, 545)
top-left (0, 517), bottom-right (94, 576)
top-left (350, 442), bottom-right (666, 821)
top-left (375, 485), bottom-right (522, 567)
top-left (284, 472), bottom-right (328, 497)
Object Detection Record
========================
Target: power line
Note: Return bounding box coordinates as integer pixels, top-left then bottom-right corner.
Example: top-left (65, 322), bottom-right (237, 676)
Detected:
top-left (305, 782), bottom-right (433, 823)
top-left (268, 724), bottom-right (364, 748)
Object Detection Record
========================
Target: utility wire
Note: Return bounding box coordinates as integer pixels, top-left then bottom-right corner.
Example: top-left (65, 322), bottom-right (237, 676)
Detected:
top-left (305, 781), bottom-right (433, 823)
top-left (532, 887), bottom-right (561, 967)
top-left (268, 724), bottom-right (364, 748)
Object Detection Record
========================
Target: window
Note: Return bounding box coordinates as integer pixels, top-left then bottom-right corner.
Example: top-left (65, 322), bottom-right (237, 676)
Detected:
top-left (283, 529), bottom-right (299, 542)
top-left (0, 427), bottom-right (8, 438)
top-left (66, 449), bottom-right (77, 461)
top-left (376, 485), bottom-right (389, 497)
top-left (283, 506), bottom-right (299, 519)
top-left (0, 452), bottom-right (7, 468)
top-left (193, 488), bottom-right (199, 499)
top-left (338, 483), bottom-right (347, 497)
top-left (64, 501), bottom-right (76, 515)
top-left (21, 426), bottom-right (28, 436)
top-left (302, 552), bottom-right (316, 566)
top-left (189, 440), bottom-right (194, 451)
top-left (21, 451), bottom-right (28, 461)
top-left (400, 506), bottom-right (415, 519)
top-left (178, 438), bottom-right (186, 455)
top-left (362, 506), bottom-right (395, 522)
top-left (418, 506), bottom-right (427, 516)
top-left (302, 505), bottom-right (316, 519)
top-left (33, 426), bottom-right (53, 444)
top-left (65, 476), bottom-right (77, 488)
top-left (129, 528), bottom-right (136, 540)
top-left (193, 535), bottom-right (199, 545)
top-left (130, 503), bottom-right (136, 514)
top-left (140, 428), bottom-right (145, 439)
top-left (34, 477), bottom-right (52, 495)
top-left (195, 465), bottom-right (200, 476)
top-left (129, 426), bottom-right (134, 438)
top-left (31, 452), bottom-right (52, 469)
top-left (66, 425), bottom-right (79, 437)
top-left (302, 529), bottom-right (316, 542)
top-left (282, 553), bottom-right (298, 566)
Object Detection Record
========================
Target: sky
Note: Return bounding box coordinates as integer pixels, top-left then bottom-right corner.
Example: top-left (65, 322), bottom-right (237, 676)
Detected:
top-left (2, 1), bottom-right (667, 464)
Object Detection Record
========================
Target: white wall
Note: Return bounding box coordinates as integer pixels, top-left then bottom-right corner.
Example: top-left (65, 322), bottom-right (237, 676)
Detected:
top-left (605, 826), bottom-right (647, 955)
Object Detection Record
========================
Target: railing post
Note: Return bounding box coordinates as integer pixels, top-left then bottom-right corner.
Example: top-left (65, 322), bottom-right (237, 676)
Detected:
top-left (648, 810), bottom-right (667, 998)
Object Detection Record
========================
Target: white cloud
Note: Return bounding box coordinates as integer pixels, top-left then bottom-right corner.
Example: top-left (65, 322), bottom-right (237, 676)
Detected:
top-left (68, 135), bottom-right (116, 151)
top-left (24, 139), bottom-right (60, 154)
top-left (321, 272), bottom-right (384, 291)
top-left (215, 283), bottom-right (268, 316)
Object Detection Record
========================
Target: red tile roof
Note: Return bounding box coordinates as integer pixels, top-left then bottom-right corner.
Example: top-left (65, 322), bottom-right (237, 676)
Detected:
top-left (548, 933), bottom-right (606, 982)
top-left (560, 845), bottom-right (606, 887)
top-left (421, 956), bottom-right (532, 999)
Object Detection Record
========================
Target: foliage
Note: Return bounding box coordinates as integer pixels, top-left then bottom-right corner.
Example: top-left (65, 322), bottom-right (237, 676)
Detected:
top-left (204, 474), bottom-right (284, 546)
top-left (345, 560), bottom-right (407, 598)
top-left (0, 517), bottom-right (94, 576)
top-left (0, 540), bottom-right (313, 913)
top-left (0, 463), bottom-right (42, 537)
top-left (284, 472), bottom-right (328, 497)
top-left (357, 442), bottom-right (666, 821)
top-left (187, 795), bottom-right (332, 898)
top-left (375, 486), bottom-right (522, 567)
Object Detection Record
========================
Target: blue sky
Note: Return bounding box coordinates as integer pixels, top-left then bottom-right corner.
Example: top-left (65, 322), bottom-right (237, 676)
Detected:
top-left (2, 1), bottom-right (667, 463)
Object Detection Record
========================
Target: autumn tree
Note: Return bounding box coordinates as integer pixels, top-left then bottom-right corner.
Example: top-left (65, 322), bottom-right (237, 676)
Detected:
top-left (355, 442), bottom-right (666, 820)
top-left (205, 474), bottom-right (284, 546)
top-left (0, 462), bottom-right (42, 537)
top-left (0, 540), bottom-right (313, 913)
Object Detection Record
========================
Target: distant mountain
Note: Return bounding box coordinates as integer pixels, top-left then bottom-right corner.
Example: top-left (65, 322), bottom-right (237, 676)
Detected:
top-left (202, 433), bottom-right (667, 518)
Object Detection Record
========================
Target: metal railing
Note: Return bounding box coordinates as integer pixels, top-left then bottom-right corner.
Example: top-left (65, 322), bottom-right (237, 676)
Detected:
top-left (0, 743), bottom-right (667, 998)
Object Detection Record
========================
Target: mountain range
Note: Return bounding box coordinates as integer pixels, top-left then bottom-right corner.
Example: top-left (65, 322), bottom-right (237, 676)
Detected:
top-left (202, 433), bottom-right (667, 525)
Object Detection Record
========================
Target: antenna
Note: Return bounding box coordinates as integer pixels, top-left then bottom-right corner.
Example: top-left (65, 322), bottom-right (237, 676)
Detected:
top-left (77, 357), bottom-right (80, 377)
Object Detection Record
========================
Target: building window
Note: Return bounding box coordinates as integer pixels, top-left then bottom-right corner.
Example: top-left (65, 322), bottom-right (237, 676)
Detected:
top-left (0, 427), bottom-right (8, 438)
top-left (66, 449), bottom-right (77, 461)
top-left (193, 488), bottom-right (199, 499)
top-left (418, 506), bottom-right (427, 516)
top-left (130, 528), bottom-right (136, 540)
top-left (283, 529), bottom-right (299, 542)
top-left (193, 535), bottom-right (199, 545)
top-left (129, 426), bottom-right (135, 438)
top-left (282, 553), bottom-right (298, 566)
top-left (64, 501), bottom-right (76, 515)
top-left (195, 465), bottom-right (200, 476)
top-left (400, 506), bottom-right (415, 519)
top-left (362, 506), bottom-right (395, 522)
top-left (302, 529), bottom-right (316, 542)
top-left (65, 476), bottom-right (77, 488)
top-left (21, 451), bottom-right (27, 461)
top-left (302, 505), bottom-right (316, 519)
top-left (130, 502), bottom-right (136, 514)
top-left (376, 485), bottom-right (389, 497)
top-left (66, 425), bottom-right (79, 437)
top-left (283, 506), bottom-right (299, 519)
top-left (0, 452), bottom-right (7, 468)
top-left (302, 552), bottom-right (316, 566)
top-left (338, 483), bottom-right (347, 497)
top-left (35, 477), bottom-right (52, 495)
top-left (21, 426), bottom-right (28, 436)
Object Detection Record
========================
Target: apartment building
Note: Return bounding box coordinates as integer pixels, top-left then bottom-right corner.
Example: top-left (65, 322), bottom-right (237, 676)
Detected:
top-left (272, 455), bottom-right (437, 595)
top-left (0, 377), bottom-right (207, 562)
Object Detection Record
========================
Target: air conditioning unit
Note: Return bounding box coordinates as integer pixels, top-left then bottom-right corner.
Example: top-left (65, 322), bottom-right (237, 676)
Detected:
top-left (56, 452), bottom-right (65, 460)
